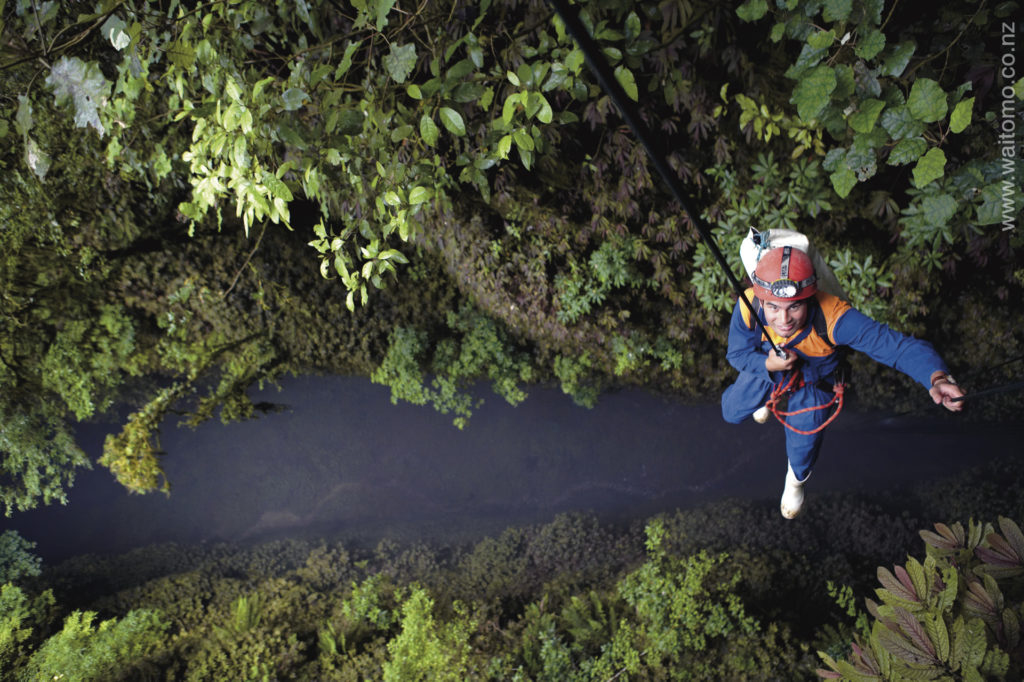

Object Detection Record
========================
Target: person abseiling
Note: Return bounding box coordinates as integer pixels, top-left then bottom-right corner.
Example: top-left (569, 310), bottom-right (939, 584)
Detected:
top-left (721, 245), bottom-right (965, 519)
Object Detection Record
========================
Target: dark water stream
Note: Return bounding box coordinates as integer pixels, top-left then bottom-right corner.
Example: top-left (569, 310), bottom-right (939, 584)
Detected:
top-left (4, 375), bottom-right (1021, 562)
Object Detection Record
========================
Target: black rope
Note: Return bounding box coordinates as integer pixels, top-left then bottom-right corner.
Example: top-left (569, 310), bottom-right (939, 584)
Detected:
top-left (951, 380), bottom-right (1024, 403)
top-left (545, 0), bottom-right (784, 356)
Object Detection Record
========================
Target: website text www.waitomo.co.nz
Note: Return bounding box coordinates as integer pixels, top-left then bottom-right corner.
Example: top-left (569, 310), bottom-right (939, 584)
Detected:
top-left (998, 22), bottom-right (1020, 232)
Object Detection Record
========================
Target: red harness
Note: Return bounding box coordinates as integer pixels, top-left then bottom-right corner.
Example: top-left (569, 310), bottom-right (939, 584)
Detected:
top-left (766, 370), bottom-right (845, 435)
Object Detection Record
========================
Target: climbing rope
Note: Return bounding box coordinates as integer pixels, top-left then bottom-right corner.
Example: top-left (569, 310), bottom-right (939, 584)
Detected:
top-left (546, 0), bottom-right (785, 358)
top-left (766, 370), bottom-right (846, 435)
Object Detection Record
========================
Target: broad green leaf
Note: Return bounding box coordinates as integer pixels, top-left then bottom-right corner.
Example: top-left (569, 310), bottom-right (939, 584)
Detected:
top-left (792, 64), bottom-right (836, 122)
top-left (1014, 77), bottom-right (1024, 100)
top-left (262, 171), bottom-right (294, 201)
top-left (736, 0), bottom-right (768, 21)
top-left (406, 84), bottom-right (422, 100)
top-left (167, 40), bottom-right (195, 70)
top-left (807, 30), bottom-right (835, 50)
top-left (976, 185), bottom-right (1009, 223)
top-left (383, 43), bottom-right (417, 83)
top-left (506, 70), bottom-right (520, 86)
top-left (45, 56), bottom-right (110, 136)
top-left (512, 128), bottom-right (534, 152)
top-left (383, 191), bottom-right (401, 206)
top-left (497, 134), bottom-right (512, 158)
top-left (887, 137), bottom-right (927, 165)
top-left (419, 114), bottom-right (439, 146)
top-left (281, 88), bottom-right (308, 111)
top-left (907, 78), bottom-right (947, 122)
top-left (830, 166), bottom-right (857, 198)
top-left (822, 0), bottom-right (852, 22)
top-left (408, 187), bottom-right (431, 204)
top-left (855, 29), bottom-right (886, 60)
top-left (880, 105), bottom-right (925, 139)
top-left (949, 96), bottom-right (974, 133)
top-left (912, 147), bottom-right (946, 188)
top-left (502, 93), bottom-right (520, 126)
top-left (536, 94), bottom-right (553, 124)
top-left (881, 41), bottom-right (916, 78)
top-left (438, 107), bottom-right (466, 136)
top-left (921, 194), bottom-right (957, 225)
top-left (848, 99), bottom-right (885, 133)
top-left (614, 65), bottom-right (639, 101)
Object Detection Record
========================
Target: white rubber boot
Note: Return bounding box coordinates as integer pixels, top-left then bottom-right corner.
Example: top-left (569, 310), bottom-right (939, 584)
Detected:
top-left (752, 405), bottom-right (771, 424)
top-left (780, 464), bottom-right (810, 519)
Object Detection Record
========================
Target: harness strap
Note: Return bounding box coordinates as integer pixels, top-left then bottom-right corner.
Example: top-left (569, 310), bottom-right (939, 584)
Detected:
top-left (765, 369), bottom-right (845, 435)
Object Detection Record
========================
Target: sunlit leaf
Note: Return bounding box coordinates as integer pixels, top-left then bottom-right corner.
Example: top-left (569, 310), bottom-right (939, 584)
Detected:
top-left (383, 43), bottom-right (417, 83)
top-left (45, 56), bottom-right (110, 136)
top-left (912, 147), bottom-right (946, 187)
top-left (438, 107), bottom-right (465, 136)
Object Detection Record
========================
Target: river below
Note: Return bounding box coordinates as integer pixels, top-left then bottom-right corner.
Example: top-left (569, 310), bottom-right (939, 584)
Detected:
top-left (4, 375), bottom-right (1021, 562)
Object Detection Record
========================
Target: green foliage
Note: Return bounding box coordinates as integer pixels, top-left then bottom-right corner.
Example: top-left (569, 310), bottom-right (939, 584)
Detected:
top-left (736, 0), bottom-right (1022, 273)
top-left (0, 531), bottom-right (41, 585)
top-left (382, 587), bottom-right (476, 682)
top-left (20, 609), bottom-right (167, 682)
top-left (818, 517), bottom-right (1024, 680)
top-left (0, 583), bottom-right (55, 674)
top-left (372, 302), bottom-right (535, 428)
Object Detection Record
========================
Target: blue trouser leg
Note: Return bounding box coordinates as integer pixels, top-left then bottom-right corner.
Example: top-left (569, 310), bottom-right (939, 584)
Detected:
top-left (722, 374), bottom-right (832, 481)
top-left (721, 372), bottom-right (772, 424)
top-left (782, 384), bottom-right (831, 481)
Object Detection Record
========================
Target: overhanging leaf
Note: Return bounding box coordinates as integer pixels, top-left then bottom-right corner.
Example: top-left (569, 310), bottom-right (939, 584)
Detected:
top-left (949, 96), bottom-right (974, 133)
top-left (736, 0), bottom-right (768, 21)
top-left (855, 29), bottom-right (886, 60)
top-left (419, 114), bottom-right (439, 146)
top-left (907, 78), bottom-right (947, 123)
top-left (912, 147), bottom-right (946, 188)
top-left (262, 171), bottom-right (294, 201)
top-left (881, 42), bottom-right (916, 78)
top-left (920, 194), bottom-right (957, 227)
top-left (282, 88), bottom-right (308, 111)
top-left (383, 43), bottom-right (417, 83)
top-left (822, 0), bottom-right (852, 22)
top-left (830, 166), bottom-right (856, 198)
top-left (848, 99), bottom-right (885, 133)
top-left (438, 107), bottom-right (465, 136)
top-left (614, 65), bottom-right (639, 101)
top-left (888, 137), bottom-right (926, 165)
top-left (792, 64), bottom-right (836, 122)
top-left (880, 105), bottom-right (925, 140)
top-left (45, 56), bottom-right (110, 136)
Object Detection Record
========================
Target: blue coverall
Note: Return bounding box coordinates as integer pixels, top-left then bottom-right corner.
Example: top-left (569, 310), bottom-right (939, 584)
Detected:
top-left (721, 296), bottom-right (949, 480)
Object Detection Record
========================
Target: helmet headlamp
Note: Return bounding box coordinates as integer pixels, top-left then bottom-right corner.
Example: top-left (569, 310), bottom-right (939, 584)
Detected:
top-left (770, 279), bottom-right (799, 298)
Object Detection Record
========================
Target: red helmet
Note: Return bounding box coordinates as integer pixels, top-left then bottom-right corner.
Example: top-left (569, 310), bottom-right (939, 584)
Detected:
top-left (752, 246), bottom-right (817, 302)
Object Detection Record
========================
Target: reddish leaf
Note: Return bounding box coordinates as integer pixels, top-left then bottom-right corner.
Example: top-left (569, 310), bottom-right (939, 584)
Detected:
top-left (878, 566), bottom-right (919, 602)
top-left (894, 606), bottom-right (937, 659)
top-left (815, 670), bottom-right (843, 679)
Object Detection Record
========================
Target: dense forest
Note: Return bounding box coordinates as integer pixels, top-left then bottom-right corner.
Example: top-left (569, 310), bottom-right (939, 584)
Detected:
top-left (1, 0), bottom-right (1022, 679)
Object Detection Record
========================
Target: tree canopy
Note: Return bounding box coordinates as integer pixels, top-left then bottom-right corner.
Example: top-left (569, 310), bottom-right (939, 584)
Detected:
top-left (1, 0), bottom-right (1021, 513)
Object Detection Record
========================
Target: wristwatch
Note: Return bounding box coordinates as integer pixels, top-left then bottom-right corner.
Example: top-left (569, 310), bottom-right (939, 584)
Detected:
top-left (931, 373), bottom-right (957, 387)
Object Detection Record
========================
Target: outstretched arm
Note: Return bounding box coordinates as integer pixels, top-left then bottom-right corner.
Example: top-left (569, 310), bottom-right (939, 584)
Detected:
top-left (833, 309), bottom-right (965, 412)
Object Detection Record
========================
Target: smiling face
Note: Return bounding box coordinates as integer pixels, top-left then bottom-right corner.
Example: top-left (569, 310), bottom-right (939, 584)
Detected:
top-left (763, 298), bottom-right (809, 338)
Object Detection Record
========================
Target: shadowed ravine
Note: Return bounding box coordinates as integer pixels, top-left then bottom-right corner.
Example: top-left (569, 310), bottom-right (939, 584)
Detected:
top-left (4, 375), bottom-right (1021, 562)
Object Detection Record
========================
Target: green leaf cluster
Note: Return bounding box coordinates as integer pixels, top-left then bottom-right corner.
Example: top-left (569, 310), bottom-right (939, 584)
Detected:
top-left (819, 517), bottom-right (1024, 680)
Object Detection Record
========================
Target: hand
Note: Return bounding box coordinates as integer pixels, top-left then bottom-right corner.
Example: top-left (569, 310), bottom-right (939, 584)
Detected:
top-left (765, 351), bottom-right (798, 372)
top-left (929, 372), bottom-right (965, 412)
